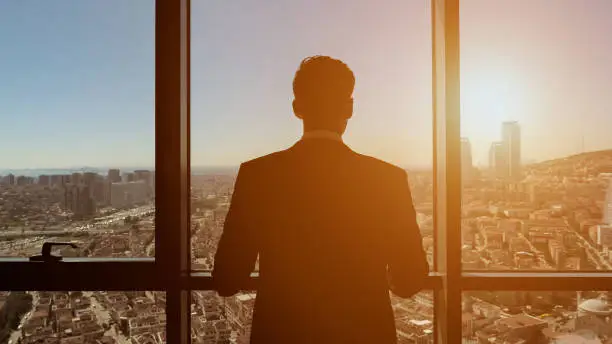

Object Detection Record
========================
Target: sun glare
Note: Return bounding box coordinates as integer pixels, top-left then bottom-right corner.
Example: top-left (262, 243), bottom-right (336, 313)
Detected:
top-left (460, 63), bottom-right (527, 142)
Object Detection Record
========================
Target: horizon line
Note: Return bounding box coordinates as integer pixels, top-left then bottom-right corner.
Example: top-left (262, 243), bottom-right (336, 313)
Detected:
top-left (1, 147), bottom-right (611, 173)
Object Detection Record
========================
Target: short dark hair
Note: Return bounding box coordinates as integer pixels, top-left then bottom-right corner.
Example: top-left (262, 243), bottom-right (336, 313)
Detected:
top-left (292, 56), bottom-right (355, 102)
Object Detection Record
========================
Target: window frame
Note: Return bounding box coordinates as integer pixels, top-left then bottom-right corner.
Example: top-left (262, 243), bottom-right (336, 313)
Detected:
top-left (3, 1), bottom-right (612, 344)
top-left (0, 2), bottom-right (176, 286)
top-left (432, 0), bottom-right (612, 343)
top-left (0, 0), bottom-right (190, 342)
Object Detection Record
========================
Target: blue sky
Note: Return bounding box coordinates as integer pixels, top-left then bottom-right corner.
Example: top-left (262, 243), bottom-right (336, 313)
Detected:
top-left (0, 1), bottom-right (154, 169)
top-left (1, 0), bottom-right (612, 169)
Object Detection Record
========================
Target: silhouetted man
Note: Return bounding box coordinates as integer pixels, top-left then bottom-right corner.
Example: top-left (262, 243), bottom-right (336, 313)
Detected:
top-left (213, 56), bottom-right (429, 344)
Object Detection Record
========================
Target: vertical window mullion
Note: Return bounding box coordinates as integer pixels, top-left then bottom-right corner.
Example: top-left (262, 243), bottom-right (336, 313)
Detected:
top-left (182, 0), bottom-right (193, 341)
top-left (433, 0), bottom-right (462, 343)
top-left (155, 0), bottom-right (191, 342)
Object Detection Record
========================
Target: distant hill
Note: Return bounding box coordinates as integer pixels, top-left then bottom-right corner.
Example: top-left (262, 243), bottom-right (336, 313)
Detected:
top-left (528, 149), bottom-right (612, 175)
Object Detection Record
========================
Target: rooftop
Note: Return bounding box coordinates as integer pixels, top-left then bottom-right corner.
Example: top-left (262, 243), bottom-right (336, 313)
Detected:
top-left (578, 298), bottom-right (611, 316)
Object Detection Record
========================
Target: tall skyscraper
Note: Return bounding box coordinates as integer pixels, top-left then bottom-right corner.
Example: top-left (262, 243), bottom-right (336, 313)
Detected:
top-left (64, 182), bottom-right (96, 218)
top-left (71, 172), bottom-right (82, 186)
top-left (124, 172), bottom-right (136, 183)
top-left (134, 170), bottom-right (153, 197)
top-left (502, 121), bottom-right (522, 180)
top-left (461, 138), bottom-right (473, 183)
top-left (134, 170), bottom-right (151, 184)
top-left (82, 172), bottom-right (98, 186)
top-left (489, 142), bottom-right (506, 179)
top-left (108, 169), bottom-right (122, 183)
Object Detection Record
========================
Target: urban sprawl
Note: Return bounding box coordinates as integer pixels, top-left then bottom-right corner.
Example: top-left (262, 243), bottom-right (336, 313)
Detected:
top-left (1, 122), bottom-right (612, 343)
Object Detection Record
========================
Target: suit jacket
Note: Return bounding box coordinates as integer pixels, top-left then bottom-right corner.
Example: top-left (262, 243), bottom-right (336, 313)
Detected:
top-left (213, 138), bottom-right (429, 344)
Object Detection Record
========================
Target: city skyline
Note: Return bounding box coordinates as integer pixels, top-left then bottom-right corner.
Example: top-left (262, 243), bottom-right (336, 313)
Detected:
top-left (0, 143), bottom-right (604, 172)
top-left (0, 116), bottom-right (602, 173)
top-left (0, 118), bottom-right (594, 172)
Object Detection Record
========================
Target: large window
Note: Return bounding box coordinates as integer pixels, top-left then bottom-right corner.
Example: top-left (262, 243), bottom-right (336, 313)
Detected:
top-left (0, 1), bottom-right (155, 259)
top-left (2, 0), bottom-right (611, 343)
top-left (189, 3), bottom-right (435, 341)
top-left (0, 1), bottom-right (167, 343)
top-left (459, 0), bottom-right (612, 273)
top-left (190, 0), bottom-right (434, 272)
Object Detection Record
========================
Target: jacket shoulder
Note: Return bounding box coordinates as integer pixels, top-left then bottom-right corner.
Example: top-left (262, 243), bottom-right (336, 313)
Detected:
top-left (240, 150), bottom-right (290, 172)
top-left (352, 152), bottom-right (407, 179)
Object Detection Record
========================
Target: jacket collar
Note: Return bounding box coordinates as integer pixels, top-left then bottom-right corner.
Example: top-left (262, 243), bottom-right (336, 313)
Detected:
top-left (301, 130), bottom-right (343, 143)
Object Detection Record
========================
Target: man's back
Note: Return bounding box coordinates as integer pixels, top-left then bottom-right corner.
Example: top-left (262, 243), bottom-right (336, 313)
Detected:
top-left (213, 138), bottom-right (429, 344)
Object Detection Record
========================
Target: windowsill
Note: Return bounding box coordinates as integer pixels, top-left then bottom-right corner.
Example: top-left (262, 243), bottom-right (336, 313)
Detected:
top-left (190, 271), bottom-right (445, 289)
top-left (0, 257), bottom-right (155, 263)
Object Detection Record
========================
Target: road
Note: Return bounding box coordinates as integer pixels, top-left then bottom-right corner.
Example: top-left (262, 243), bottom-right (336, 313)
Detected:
top-left (0, 206), bottom-right (154, 239)
top-left (85, 292), bottom-right (132, 344)
top-left (561, 218), bottom-right (612, 270)
top-left (9, 291), bottom-right (39, 344)
top-left (517, 233), bottom-right (553, 269)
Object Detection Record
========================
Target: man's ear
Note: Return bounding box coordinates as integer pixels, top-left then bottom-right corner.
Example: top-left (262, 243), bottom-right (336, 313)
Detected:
top-left (293, 99), bottom-right (303, 119)
top-left (344, 98), bottom-right (354, 119)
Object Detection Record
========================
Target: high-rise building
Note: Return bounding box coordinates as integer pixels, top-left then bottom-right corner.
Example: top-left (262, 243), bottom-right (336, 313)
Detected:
top-left (63, 173), bottom-right (98, 216)
top-left (49, 174), bottom-right (70, 187)
top-left (81, 172), bottom-right (103, 203)
top-left (38, 175), bottom-right (50, 186)
top-left (108, 169), bottom-right (122, 183)
top-left (605, 182), bottom-right (612, 225)
top-left (16, 176), bottom-right (34, 186)
top-left (134, 170), bottom-right (151, 182)
top-left (82, 172), bottom-right (98, 186)
top-left (134, 170), bottom-right (153, 197)
top-left (461, 138), bottom-right (473, 183)
top-left (596, 225), bottom-right (612, 248)
top-left (105, 169), bottom-right (122, 206)
top-left (71, 172), bottom-right (82, 186)
top-left (502, 121), bottom-right (522, 180)
top-left (110, 181), bottom-right (149, 208)
top-left (124, 172), bottom-right (136, 183)
top-left (489, 142), bottom-right (507, 178)
top-left (64, 183), bottom-right (96, 218)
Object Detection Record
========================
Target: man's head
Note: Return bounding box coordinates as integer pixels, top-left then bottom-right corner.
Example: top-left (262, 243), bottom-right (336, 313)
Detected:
top-left (292, 56), bottom-right (355, 134)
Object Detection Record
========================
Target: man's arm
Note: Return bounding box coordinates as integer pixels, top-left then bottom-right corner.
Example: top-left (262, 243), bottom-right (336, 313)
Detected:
top-left (386, 170), bottom-right (429, 298)
top-left (212, 164), bottom-right (259, 297)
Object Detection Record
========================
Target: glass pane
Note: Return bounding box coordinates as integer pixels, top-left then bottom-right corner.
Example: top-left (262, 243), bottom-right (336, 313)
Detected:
top-left (0, 2), bottom-right (155, 258)
top-left (462, 290), bottom-right (610, 343)
top-left (190, 0), bottom-right (434, 270)
top-left (193, 291), bottom-right (433, 344)
top-left (460, 0), bottom-right (612, 271)
top-left (0, 291), bottom-right (165, 343)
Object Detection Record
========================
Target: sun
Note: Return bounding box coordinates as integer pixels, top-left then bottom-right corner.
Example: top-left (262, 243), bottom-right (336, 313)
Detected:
top-left (460, 63), bottom-right (527, 142)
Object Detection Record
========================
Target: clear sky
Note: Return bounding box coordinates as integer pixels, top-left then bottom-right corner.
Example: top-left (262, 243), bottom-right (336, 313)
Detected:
top-left (0, 1), bottom-right (154, 169)
top-left (1, 0), bottom-right (611, 169)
